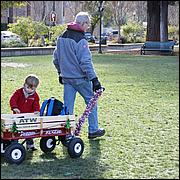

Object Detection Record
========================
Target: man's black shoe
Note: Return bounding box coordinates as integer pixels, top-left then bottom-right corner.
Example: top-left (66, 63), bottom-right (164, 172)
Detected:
top-left (88, 128), bottom-right (105, 139)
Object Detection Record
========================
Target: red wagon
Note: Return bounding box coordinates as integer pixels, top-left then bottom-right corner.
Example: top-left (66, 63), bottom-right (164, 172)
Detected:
top-left (1, 87), bottom-right (104, 164)
top-left (1, 113), bottom-right (84, 164)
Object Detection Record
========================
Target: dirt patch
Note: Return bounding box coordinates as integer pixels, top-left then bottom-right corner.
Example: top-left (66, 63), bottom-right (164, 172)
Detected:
top-left (1, 62), bottom-right (29, 68)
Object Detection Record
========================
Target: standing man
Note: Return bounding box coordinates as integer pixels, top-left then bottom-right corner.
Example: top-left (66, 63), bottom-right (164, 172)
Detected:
top-left (53, 12), bottom-right (105, 139)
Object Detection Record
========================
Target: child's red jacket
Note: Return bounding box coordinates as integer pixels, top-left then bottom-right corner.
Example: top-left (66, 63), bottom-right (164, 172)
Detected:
top-left (10, 87), bottom-right (40, 113)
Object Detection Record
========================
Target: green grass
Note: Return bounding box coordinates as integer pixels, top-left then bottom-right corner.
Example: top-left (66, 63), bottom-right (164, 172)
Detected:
top-left (1, 53), bottom-right (179, 179)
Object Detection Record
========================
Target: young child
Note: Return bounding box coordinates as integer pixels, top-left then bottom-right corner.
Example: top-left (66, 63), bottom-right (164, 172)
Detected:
top-left (9, 74), bottom-right (40, 151)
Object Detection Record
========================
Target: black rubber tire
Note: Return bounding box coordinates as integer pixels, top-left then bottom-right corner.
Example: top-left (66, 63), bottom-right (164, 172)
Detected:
top-left (58, 136), bottom-right (71, 147)
top-left (67, 137), bottom-right (84, 158)
top-left (1, 140), bottom-right (11, 153)
top-left (4, 143), bottom-right (26, 164)
top-left (40, 137), bottom-right (56, 153)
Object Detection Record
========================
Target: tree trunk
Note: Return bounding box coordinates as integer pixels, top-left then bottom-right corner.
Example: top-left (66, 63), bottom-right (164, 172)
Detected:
top-left (58, 1), bottom-right (64, 24)
top-left (118, 25), bottom-right (121, 43)
top-left (27, 1), bottom-right (31, 17)
top-left (160, 1), bottom-right (168, 42)
top-left (8, 7), bottom-right (13, 23)
top-left (42, 1), bottom-right (46, 22)
top-left (91, 24), bottom-right (96, 35)
top-left (146, 1), bottom-right (160, 41)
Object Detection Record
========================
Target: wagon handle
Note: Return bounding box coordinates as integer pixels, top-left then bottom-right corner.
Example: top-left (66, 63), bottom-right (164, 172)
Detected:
top-left (75, 86), bottom-right (105, 136)
top-left (101, 86), bottom-right (105, 91)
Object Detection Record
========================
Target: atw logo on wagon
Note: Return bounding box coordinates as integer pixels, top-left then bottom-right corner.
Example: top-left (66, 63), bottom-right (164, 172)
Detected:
top-left (18, 117), bottom-right (37, 124)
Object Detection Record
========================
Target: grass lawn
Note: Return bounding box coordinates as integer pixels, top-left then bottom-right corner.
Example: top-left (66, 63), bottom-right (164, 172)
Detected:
top-left (1, 53), bottom-right (179, 179)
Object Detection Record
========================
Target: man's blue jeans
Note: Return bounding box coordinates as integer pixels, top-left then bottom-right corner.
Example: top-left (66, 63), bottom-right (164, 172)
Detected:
top-left (63, 78), bottom-right (98, 133)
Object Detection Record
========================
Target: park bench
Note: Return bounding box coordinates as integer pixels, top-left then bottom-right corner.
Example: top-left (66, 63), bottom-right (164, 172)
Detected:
top-left (140, 41), bottom-right (175, 55)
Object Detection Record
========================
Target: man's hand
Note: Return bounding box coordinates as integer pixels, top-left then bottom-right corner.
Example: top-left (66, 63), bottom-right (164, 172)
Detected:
top-left (59, 76), bottom-right (63, 84)
top-left (13, 108), bottom-right (21, 114)
top-left (91, 77), bottom-right (101, 92)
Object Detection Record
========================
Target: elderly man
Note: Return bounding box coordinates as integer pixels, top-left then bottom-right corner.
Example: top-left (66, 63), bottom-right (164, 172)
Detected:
top-left (53, 12), bottom-right (105, 139)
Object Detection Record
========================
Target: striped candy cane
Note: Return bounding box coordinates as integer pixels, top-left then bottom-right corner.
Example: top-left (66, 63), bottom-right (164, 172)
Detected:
top-left (74, 87), bottom-right (105, 136)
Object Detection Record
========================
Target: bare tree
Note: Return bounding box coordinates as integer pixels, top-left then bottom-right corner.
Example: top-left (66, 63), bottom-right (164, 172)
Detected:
top-left (30, 1), bottom-right (49, 22)
top-left (168, 1), bottom-right (179, 26)
top-left (133, 1), bottom-right (147, 23)
top-left (1, 1), bottom-right (26, 10)
top-left (65, 1), bottom-right (84, 19)
top-left (110, 1), bottom-right (133, 43)
top-left (42, 1), bottom-right (47, 22)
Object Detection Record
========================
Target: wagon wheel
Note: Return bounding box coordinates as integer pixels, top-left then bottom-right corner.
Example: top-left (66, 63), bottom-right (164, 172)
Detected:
top-left (67, 137), bottom-right (84, 158)
top-left (4, 143), bottom-right (26, 164)
top-left (1, 140), bottom-right (11, 153)
top-left (40, 137), bottom-right (56, 153)
top-left (58, 135), bottom-right (72, 147)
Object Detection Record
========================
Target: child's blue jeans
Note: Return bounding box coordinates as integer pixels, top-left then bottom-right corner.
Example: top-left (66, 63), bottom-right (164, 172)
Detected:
top-left (63, 78), bottom-right (99, 133)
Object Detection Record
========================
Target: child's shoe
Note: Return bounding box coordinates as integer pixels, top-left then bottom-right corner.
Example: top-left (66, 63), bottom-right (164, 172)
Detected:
top-left (26, 139), bottom-right (37, 151)
top-left (26, 144), bottom-right (37, 151)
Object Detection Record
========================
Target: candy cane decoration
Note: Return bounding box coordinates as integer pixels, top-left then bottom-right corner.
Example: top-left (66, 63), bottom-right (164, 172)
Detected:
top-left (74, 87), bottom-right (105, 136)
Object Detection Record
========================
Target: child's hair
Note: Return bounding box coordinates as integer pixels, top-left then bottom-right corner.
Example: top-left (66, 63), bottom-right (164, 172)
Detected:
top-left (24, 74), bottom-right (39, 88)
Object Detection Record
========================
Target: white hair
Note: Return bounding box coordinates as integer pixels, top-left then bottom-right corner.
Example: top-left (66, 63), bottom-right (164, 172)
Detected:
top-left (74, 12), bottom-right (90, 25)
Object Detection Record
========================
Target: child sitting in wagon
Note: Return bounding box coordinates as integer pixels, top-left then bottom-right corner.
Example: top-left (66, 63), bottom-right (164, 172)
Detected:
top-left (9, 74), bottom-right (40, 151)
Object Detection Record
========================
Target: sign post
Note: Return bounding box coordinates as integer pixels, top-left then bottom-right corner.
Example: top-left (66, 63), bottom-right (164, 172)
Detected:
top-left (50, 11), bottom-right (57, 26)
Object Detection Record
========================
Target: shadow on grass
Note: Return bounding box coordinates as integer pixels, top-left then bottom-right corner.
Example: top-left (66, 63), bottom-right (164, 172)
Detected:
top-left (1, 139), bottom-right (109, 179)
